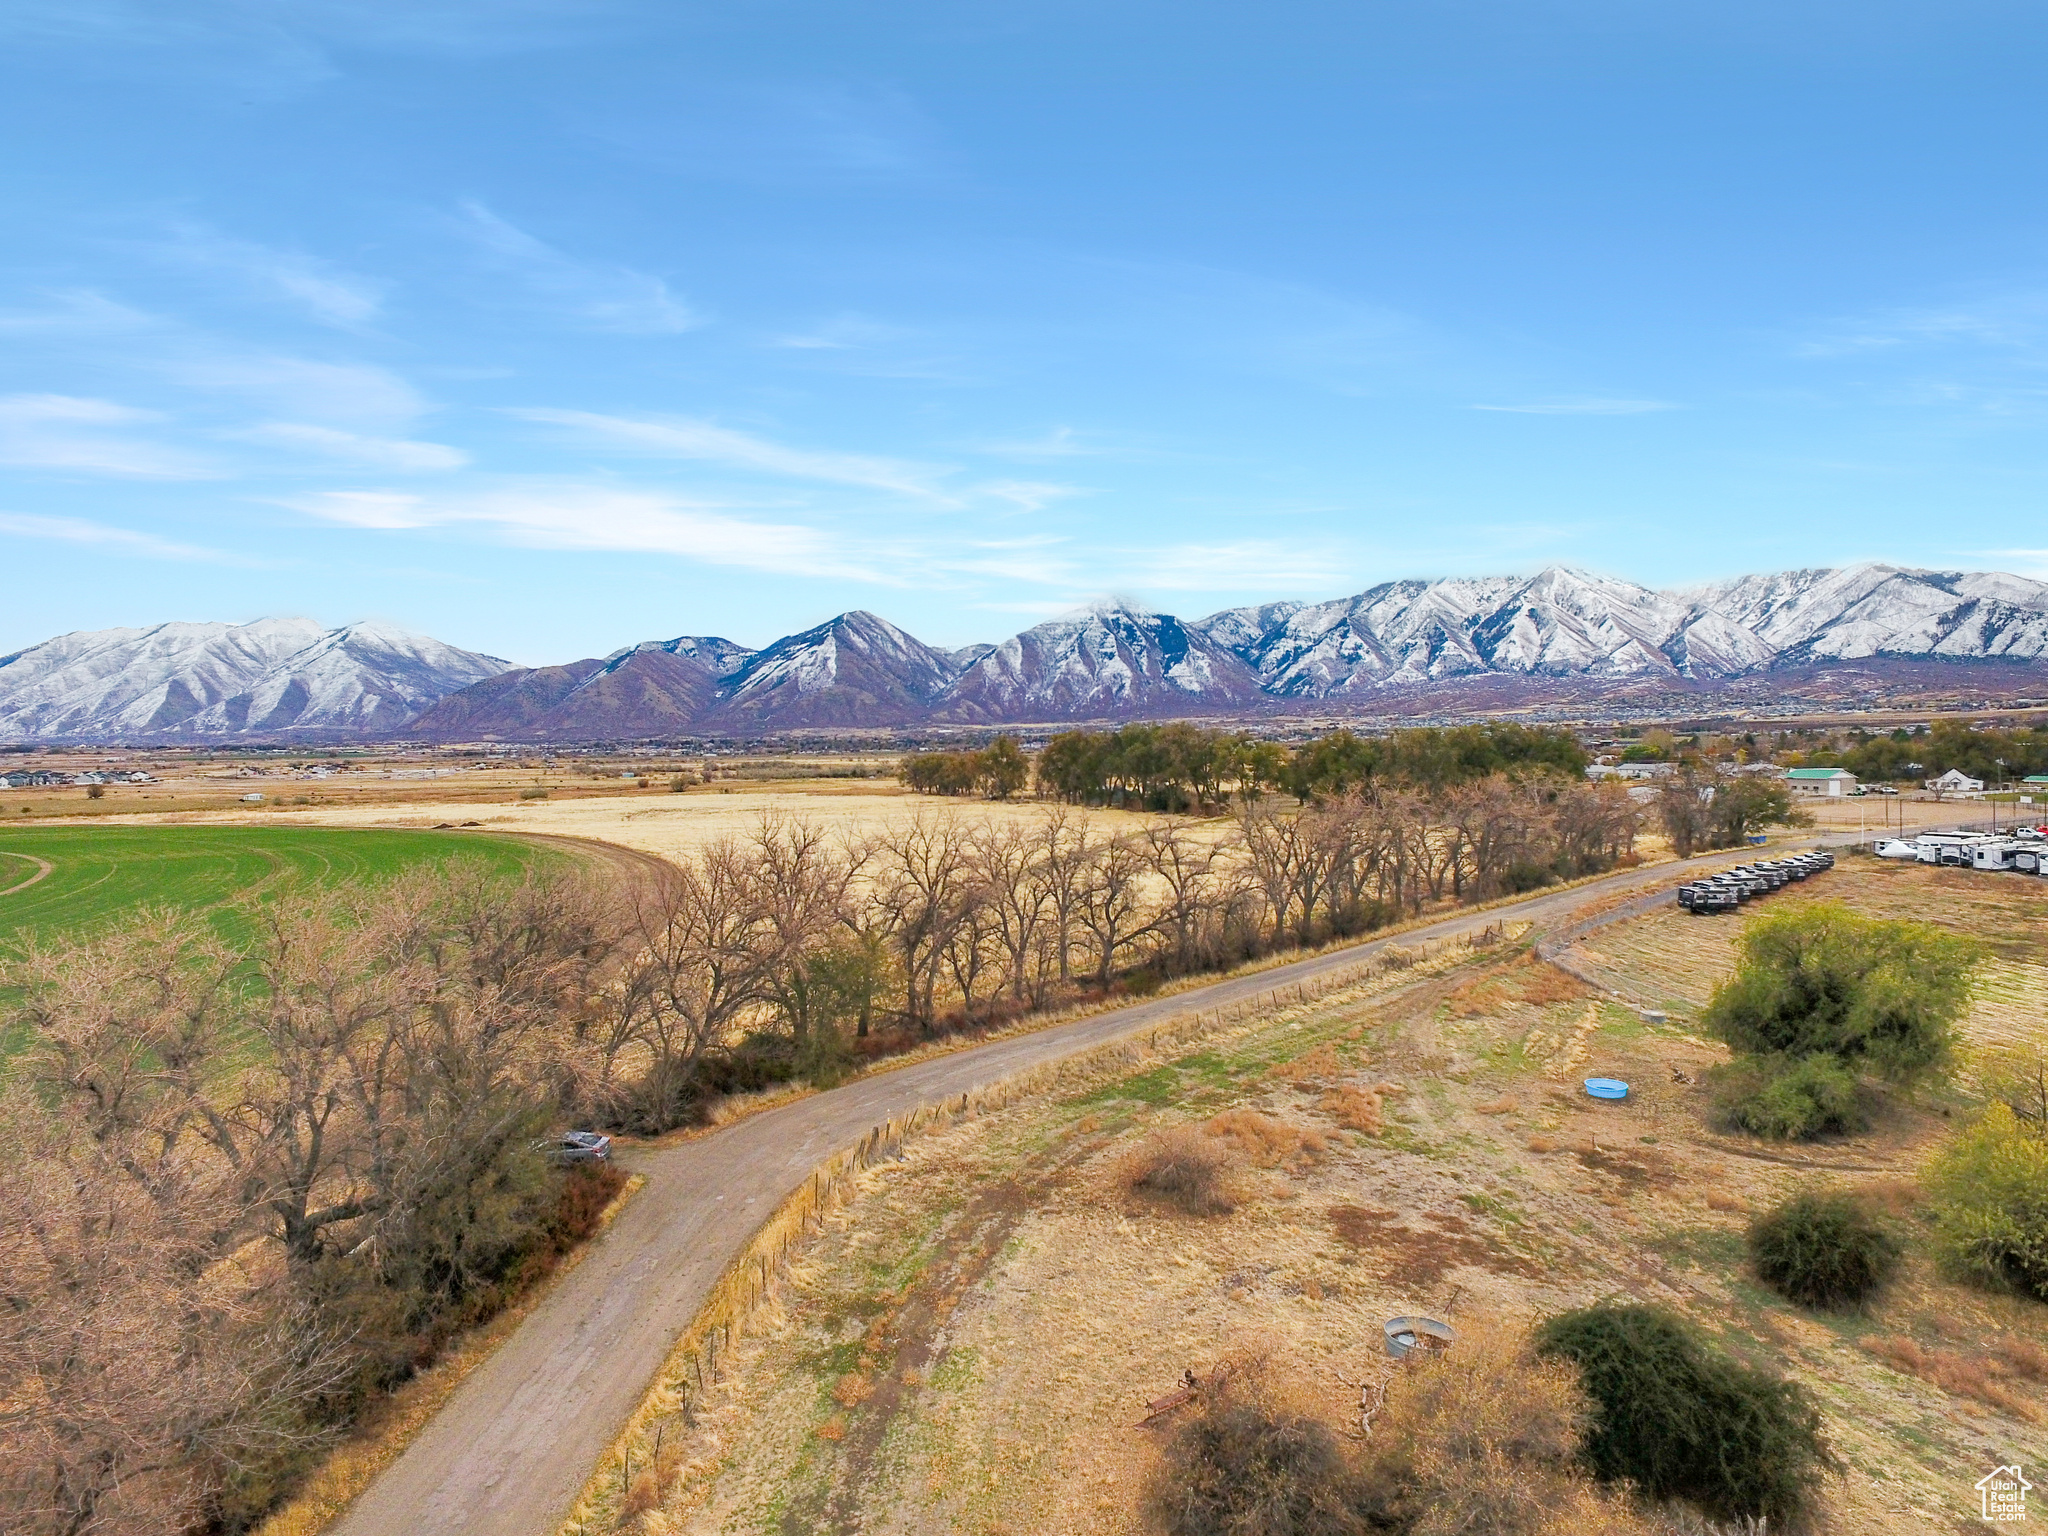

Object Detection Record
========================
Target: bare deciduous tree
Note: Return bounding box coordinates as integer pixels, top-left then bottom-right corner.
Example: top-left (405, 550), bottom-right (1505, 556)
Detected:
top-left (872, 814), bottom-right (974, 1034)
top-left (606, 842), bottom-right (774, 1127)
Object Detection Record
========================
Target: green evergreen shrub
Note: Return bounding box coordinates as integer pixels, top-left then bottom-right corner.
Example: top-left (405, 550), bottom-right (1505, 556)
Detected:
top-left (1533, 1303), bottom-right (1836, 1528)
top-left (1703, 904), bottom-right (1977, 1087)
top-left (1747, 1188), bottom-right (1902, 1310)
top-left (1709, 1053), bottom-right (1863, 1140)
top-left (1926, 1101), bottom-right (2048, 1301)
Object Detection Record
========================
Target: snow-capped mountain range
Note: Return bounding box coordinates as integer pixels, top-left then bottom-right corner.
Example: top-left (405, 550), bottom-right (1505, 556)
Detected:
top-left (0, 619), bottom-right (509, 740)
top-left (1209, 565), bottom-right (2048, 694)
top-left (10, 564), bottom-right (2048, 741)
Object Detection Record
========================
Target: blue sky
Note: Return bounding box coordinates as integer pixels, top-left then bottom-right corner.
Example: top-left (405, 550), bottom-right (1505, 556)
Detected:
top-left (4, 1), bottom-right (2048, 663)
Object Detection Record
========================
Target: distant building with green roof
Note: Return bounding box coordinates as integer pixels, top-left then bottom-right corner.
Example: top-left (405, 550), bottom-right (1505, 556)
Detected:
top-left (1785, 767), bottom-right (1858, 797)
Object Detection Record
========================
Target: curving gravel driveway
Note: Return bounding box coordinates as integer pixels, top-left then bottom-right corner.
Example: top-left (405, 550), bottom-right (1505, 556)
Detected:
top-left (329, 844), bottom-right (1788, 1536)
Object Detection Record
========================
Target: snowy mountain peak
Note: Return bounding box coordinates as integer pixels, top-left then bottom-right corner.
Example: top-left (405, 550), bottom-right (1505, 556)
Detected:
top-left (1194, 563), bottom-right (2048, 696)
top-left (34, 561), bottom-right (2048, 742)
top-left (940, 598), bottom-right (1266, 722)
top-left (1058, 595), bottom-right (1161, 622)
top-left (0, 619), bottom-right (511, 739)
top-left (705, 610), bottom-right (965, 728)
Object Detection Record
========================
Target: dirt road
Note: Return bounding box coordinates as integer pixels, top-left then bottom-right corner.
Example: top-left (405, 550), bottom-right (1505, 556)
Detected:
top-left (327, 845), bottom-right (1784, 1536)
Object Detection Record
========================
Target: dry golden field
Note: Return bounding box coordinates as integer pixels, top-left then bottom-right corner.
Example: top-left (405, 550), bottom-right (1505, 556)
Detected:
top-left (625, 858), bottom-right (2046, 1536)
top-left (36, 773), bottom-right (1174, 862)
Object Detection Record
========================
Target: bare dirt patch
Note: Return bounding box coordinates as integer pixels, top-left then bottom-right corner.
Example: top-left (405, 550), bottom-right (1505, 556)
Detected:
top-left (1326, 1203), bottom-right (1536, 1287)
top-left (631, 859), bottom-right (2048, 1536)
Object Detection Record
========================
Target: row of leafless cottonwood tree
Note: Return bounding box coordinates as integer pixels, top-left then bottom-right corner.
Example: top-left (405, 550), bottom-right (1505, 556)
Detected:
top-left (0, 775), bottom-right (1637, 1534)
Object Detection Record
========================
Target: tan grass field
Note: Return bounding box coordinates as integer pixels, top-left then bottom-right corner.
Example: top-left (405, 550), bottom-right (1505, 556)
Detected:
top-left (626, 858), bottom-right (2046, 1536)
top-left (44, 781), bottom-right (1167, 863)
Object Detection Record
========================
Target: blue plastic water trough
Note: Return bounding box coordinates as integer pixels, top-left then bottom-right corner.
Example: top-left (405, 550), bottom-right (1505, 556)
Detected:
top-left (1584, 1077), bottom-right (1630, 1100)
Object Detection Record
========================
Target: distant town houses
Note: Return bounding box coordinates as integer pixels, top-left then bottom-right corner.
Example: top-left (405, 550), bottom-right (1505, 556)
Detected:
top-left (1, 768), bottom-right (154, 789)
top-left (1927, 767), bottom-right (1985, 795)
top-left (1585, 761), bottom-right (1674, 781)
top-left (1785, 766), bottom-right (1858, 798)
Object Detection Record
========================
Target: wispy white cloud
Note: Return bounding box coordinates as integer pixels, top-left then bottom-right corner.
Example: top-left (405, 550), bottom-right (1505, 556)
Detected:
top-left (278, 472), bottom-right (1353, 611)
top-left (1470, 397), bottom-right (1678, 416)
top-left (0, 287), bottom-right (426, 427)
top-left (761, 313), bottom-right (969, 381)
top-left (582, 82), bottom-right (951, 188)
top-left (0, 394), bottom-right (213, 477)
top-left (153, 221), bottom-right (384, 327)
top-left (1793, 298), bottom-right (2048, 358)
top-left (975, 480), bottom-right (1087, 515)
top-left (234, 421), bottom-right (467, 471)
top-left (769, 313), bottom-right (904, 351)
top-left (1119, 539), bottom-right (1350, 593)
top-left (1, 1), bottom-right (633, 82)
top-left (1975, 547), bottom-right (2048, 579)
top-left (0, 288), bottom-right (156, 334)
top-left (289, 483), bottom-right (885, 581)
top-left (456, 201), bottom-right (698, 334)
top-left (509, 407), bottom-right (954, 501)
top-left (293, 490), bottom-right (429, 530)
top-left (168, 353), bottom-right (429, 427)
top-left (0, 510), bottom-right (252, 563)
top-left (973, 426), bottom-right (1110, 460)
top-left (921, 534), bottom-right (1081, 590)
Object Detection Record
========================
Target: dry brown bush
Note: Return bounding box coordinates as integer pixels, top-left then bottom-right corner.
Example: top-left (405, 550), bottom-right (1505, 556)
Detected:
top-left (1515, 963), bottom-right (1593, 1007)
top-left (1859, 1334), bottom-right (2041, 1422)
top-left (1144, 1357), bottom-right (1365, 1536)
top-left (616, 1442), bottom-right (682, 1524)
top-left (1358, 1323), bottom-right (1661, 1536)
top-left (831, 1371), bottom-right (874, 1407)
top-left (1205, 1110), bottom-right (1327, 1170)
top-left (1320, 1085), bottom-right (1384, 1135)
top-left (1998, 1335), bottom-right (2048, 1383)
top-left (1476, 1093), bottom-right (1518, 1115)
top-left (1145, 1329), bottom-right (1666, 1536)
top-left (1269, 1043), bottom-right (1343, 1085)
top-left (1705, 1191), bottom-right (1748, 1213)
top-left (1443, 973), bottom-right (1508, 1017)
top-left (1527, 1136), bottom-right (1559, 1154)
top-left (1122, 1128), bottom-right (1238, 1216)
top-left (1443, 955), bottom-right (1590, 1018)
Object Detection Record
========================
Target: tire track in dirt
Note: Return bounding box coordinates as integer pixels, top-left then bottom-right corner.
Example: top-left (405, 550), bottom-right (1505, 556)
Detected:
top-left (495, 829), bottom-right (675, 895)
top-left (0, 852), bottom-right (55, 897)
top-left (790, 1134), bottom-right (1108, 1535)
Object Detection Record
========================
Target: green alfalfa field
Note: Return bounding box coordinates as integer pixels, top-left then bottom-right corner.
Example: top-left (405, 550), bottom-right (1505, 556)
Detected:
top-left (0, 824), bottom-right (572, 1060)
top-left (0, 824), bottom-right (567, 944)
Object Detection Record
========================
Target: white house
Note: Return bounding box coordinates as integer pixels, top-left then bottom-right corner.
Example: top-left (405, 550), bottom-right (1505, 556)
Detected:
top-left (1927, 768), bottom-right (1984, 795)
top-left (1586, 762), bottom-right (1673, 782)
top-left (1785, 767), bottom-right (1858, 798)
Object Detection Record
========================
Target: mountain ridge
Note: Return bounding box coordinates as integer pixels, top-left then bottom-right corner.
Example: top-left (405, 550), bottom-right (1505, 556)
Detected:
top-left (13, 563), bottom-right (2048, 741)
top-left (0, 619), bottom-right (510, 741)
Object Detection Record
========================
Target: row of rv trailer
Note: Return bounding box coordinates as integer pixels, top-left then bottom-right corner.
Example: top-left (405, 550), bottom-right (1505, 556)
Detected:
top-left (1872, 827), bottom-right (2048, 873)
top-left (1676, 850), bottom-right (1837, 914)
